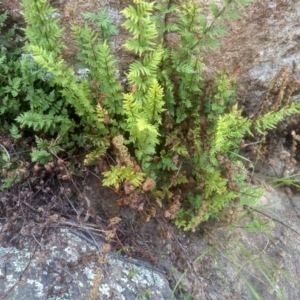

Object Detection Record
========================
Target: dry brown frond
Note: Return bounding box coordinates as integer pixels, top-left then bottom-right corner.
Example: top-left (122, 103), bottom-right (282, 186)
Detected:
top-left (164, 195), bottom-right (181, 220)
top-left (84, 265), bottom-right (102, 300)
top-left (101, 243), bottom-right (111, 253)
top-left (109, 217), bottom-right (122, 226)
top-left (112, 135), bottom-right (133, 167)
top-left (253, 64), bottom-right (298, 124)
top-left (124, 181), bottom-right (136, 194)
top-left (142, 178), bottom-right (156, 192)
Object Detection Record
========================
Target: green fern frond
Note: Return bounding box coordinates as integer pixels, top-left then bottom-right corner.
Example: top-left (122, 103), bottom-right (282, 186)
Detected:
top-left (254, 100), bottom-right (300, 134)
top-left (84, 147), bottom-right (107, 165)
top-left (83, 8), bottom-right (118, 40)
top-left (144, 79), bottom-right (165, 124)
top-left (22, 0), bottom-right (65, 55)
top-left (72, 20), bottom-right (123, 119)
top-left (102, 165), bottom-right (145, 189)
top-left (29, 45), bottom-right (106, 134)
top-left (122, 0), bottom-right (158, 56)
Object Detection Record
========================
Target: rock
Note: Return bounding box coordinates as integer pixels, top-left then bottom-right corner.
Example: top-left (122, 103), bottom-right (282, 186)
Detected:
top-left (0, 228), bottom-right (174, 300)
top-left (202, 0), bottom-right (300, 114)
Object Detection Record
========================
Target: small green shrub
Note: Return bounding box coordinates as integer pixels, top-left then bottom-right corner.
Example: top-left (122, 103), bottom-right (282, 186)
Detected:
top-left (1, 0), bottom-right (300, 230)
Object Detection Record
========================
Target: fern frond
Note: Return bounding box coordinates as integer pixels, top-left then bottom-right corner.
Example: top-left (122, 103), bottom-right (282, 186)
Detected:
top-left (122, 0), bottom-right (158, 56)
top-left (22, 0), bottom-right (65, 55)
top-left (16, 112), bottom-right (72, 134)
top-left (143, 79), bottom-right (165, 124)
top-left (71, 21), bottom-right (123, 119)
top-left (213, 105), bottom-right (251, 154)
top-left (83, 8), bottom-right (118, 40)
top-left (254, 100), bottom-right (300, 134)
top-left (29, 45), bottom-right (107, 134)
top-left (102, 165), bottom-right (145, 189)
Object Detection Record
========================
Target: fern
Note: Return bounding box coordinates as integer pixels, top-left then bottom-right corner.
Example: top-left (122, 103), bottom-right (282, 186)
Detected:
top-left (122, 0), bottom-right (158, 56)
top-left (30, 136), bottom-right (64, 164)
top-left (121, 0), bottom-right (166, 173)
top-left (254, 101), bottom-right (300, 134)
top-left (127, 48), bottom-right (164, 91)
top-left (83, 8), bottom-right (118, 41)
top-left (143, 79), bottom-right (165, 124)
top-left (29, 45), bottom-right (105, 133)
top-left (103, 166), bottom-right (145, 190)
top-left (21, 0), bottom-right (65, 56)
top-left (213, 105), bottom-right (251, 155)
top-left (5, 0), bottom-right (299, 233)
top-left (71, 17), bottom-right (124, 133)
top-left (16, 111), bottom-right (72, 134)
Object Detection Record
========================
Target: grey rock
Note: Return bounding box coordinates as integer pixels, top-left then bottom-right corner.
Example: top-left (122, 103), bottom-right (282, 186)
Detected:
top-left (0, 228), bottom-right (173, 300)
